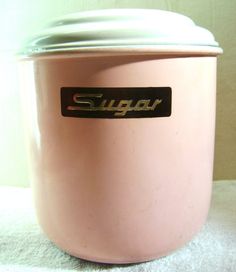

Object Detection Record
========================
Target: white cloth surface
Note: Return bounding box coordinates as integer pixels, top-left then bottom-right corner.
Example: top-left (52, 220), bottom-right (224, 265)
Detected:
top-left (0, 181), bottom-right (235, 272)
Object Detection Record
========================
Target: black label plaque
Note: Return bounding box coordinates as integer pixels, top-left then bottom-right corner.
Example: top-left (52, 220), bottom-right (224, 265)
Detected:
top-left (61, 87), bottom-right (172, 119)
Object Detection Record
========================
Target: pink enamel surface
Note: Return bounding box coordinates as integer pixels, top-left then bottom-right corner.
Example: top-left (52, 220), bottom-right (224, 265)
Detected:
top-left (20, 54), bottom-right (217, 263)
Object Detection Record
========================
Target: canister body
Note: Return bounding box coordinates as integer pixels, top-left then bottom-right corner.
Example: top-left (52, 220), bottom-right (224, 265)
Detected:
top-left (20, 54), bottom-right (217, 263)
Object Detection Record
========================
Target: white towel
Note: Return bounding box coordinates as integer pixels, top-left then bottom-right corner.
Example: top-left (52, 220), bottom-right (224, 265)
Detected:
top-left (0, 181), bottom-right (235, 272)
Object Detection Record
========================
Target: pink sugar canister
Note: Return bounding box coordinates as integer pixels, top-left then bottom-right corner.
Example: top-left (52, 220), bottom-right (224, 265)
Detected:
top-left (19, 9), bottom-right (222, 264)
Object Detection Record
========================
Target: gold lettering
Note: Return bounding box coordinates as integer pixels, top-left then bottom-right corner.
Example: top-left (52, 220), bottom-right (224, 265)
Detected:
top-left (133, 100), bottom-right (151, 111)
top-left (67, 93), bottom-right (163, 116)
top-left (114, 100), bottom-right (133, 116)
top-left (149, 99), bottom-right (162, 110)
top-left (98, 99), bottom-right (107, 109)
top-left (106, 100), bottom-right (116, 111)
top-left (67, 93), bottom-right (103, 111)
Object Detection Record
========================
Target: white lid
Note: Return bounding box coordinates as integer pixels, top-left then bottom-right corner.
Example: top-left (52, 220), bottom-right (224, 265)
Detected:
top-left (24, 9), bottom-right (222, 56)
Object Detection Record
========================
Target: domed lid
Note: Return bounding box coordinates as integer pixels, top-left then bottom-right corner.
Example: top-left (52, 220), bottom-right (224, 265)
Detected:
top-left (23, 9), bottom-right (223, 56)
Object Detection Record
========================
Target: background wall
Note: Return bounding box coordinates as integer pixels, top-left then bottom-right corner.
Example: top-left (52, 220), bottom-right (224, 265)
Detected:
top-left (0, 0), bottom-right (235, 187)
